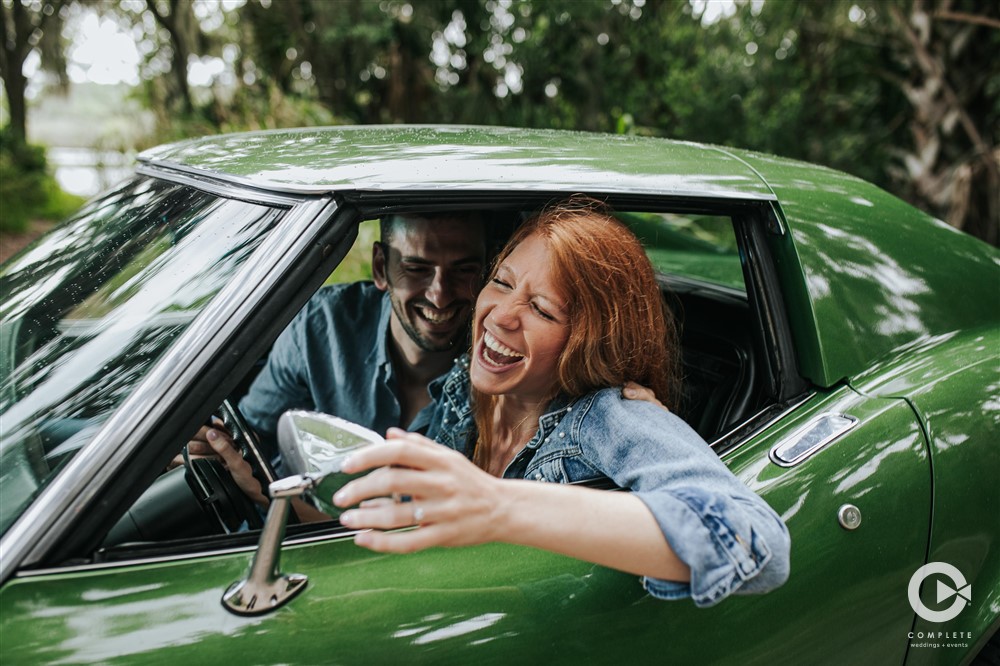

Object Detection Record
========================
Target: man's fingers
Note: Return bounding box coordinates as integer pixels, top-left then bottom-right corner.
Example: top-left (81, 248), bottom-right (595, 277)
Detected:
top-left (622, 381), bottom-right (667, 410)
top-left (186, 440), bottom-right (214, 456)
top-left (206, 429), bottom-right (242, 465)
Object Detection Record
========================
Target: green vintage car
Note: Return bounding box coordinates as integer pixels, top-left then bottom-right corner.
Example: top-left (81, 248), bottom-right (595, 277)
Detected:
top-left (1, 126), bottom-right (997, 665)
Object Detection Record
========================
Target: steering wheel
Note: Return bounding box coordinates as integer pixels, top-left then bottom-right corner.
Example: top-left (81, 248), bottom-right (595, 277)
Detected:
top-left (183, 400), bottom-right (277, 533)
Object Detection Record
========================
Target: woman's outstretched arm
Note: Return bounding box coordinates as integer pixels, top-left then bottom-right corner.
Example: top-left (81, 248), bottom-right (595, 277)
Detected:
top-left (334, 428), bottom-right (691, 583)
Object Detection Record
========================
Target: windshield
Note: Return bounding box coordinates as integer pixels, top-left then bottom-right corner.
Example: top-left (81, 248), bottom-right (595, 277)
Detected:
top-left (0, 177), bottom-right (285, 536)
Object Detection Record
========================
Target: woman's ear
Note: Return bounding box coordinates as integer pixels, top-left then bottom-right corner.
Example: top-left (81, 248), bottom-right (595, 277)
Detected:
top-left (372, 242), bottom-right (389, 291)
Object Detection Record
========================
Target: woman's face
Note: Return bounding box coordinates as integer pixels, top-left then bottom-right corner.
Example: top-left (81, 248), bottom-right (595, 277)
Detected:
top-left (471, 231), bottom-right (570, 402)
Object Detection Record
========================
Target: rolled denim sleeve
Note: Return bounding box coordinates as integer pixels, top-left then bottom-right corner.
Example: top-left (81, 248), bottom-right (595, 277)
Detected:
top-left (575, 392), bottom-right (790, 607)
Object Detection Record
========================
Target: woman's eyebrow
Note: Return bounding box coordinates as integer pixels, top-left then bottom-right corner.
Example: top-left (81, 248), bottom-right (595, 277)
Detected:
top-left (496, 263), bottom-right (566, 313)
top-left (533, 291), bottom-right (567, 314)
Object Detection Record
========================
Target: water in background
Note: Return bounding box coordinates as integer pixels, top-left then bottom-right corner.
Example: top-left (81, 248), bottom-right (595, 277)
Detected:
top-left (48, 147), bottom-right (134, 197)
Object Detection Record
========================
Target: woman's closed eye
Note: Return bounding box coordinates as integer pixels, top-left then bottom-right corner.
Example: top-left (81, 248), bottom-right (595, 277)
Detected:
top-left (531, 301), bottom-right (556, 321)
top-left (491, 277), bottom-right (512, 290)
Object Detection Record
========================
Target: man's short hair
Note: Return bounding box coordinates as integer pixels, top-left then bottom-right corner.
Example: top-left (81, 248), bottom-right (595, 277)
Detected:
top-left (379, 211), bottom-right (486, 245)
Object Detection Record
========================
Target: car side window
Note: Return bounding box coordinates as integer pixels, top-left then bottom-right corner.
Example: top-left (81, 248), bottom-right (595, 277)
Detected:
top-left (325, 218), bottom-right (380, 285)
top-left (620, 212), bottom-right (743, 292)
top-left (616, 211), bottom-right (754, 440)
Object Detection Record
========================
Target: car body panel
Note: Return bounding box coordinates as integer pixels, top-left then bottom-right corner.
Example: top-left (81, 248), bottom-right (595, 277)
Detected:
top-left (732, 149), bottom-right (1000, 388)
top-left (851, 326), bottom-right (1000, 664)
top-left (0, 386), bottom-right (931, 665)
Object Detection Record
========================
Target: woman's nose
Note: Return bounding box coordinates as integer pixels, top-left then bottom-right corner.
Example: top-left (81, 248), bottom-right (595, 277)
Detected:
top-left (489, 296), bottom-right (521, 329)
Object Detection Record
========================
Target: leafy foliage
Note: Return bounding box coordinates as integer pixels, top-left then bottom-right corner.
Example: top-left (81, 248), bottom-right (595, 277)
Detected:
top-left (0, 128), bottom-right (83, 233)
top-left (2, 0), bottom-right (997, 241)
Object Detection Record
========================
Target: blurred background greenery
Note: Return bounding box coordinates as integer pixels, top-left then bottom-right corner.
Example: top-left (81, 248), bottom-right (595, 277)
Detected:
top-left (1, 0), bottom-right (997, 247)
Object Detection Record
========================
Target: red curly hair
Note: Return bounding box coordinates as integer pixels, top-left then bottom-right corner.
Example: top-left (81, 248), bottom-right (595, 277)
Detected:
top-left (472, 197), bottom-right (680, 451)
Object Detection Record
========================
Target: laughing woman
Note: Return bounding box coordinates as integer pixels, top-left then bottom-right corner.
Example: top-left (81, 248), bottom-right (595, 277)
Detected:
top-left (332, 199), bottom-right (790, 607)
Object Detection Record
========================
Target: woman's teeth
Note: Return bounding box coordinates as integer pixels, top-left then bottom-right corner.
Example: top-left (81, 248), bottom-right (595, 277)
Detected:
top-left (484, 331), bottom-right (524, 364)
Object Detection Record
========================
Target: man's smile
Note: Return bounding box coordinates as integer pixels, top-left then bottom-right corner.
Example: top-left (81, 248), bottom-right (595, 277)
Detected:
top-left (414, 304), bottom-right (459, 324)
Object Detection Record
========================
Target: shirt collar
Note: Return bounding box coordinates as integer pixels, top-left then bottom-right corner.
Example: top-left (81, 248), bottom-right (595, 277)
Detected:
top-left (523, 394), bottom-right (575, 450)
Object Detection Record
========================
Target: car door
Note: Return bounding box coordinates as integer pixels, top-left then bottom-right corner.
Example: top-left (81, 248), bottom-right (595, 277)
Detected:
top-left (0, 194), bottom-right (933, 665)
top-left (0, 387), bottom-right (931, 666)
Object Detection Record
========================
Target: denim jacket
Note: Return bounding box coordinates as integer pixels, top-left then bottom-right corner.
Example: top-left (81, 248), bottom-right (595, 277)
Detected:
top-left (424, 356), bottom-right (790, 607)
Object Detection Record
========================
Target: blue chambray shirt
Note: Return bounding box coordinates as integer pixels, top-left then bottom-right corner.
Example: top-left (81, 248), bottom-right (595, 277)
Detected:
top-left (240, 282), bottom-right (437, 459)
top-left (424, 356), bottom-right (791, 607)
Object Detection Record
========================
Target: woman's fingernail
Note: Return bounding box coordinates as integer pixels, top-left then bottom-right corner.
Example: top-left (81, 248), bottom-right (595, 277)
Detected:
top-left (339, 510), bottom-right (355, 526)
top-left (206, 429), bottom-right (218, 441)
top-left (334, 490), bottom-right (347, 505)
top-left (340, 456), bottom-right (354, 472)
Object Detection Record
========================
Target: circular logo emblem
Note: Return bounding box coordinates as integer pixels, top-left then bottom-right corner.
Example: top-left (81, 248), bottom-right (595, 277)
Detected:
top-left (908, 562), bottom-right (971, 623)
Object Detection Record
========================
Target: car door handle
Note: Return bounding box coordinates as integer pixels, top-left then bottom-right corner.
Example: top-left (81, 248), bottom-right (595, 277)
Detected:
top-left (769, 413), bottom-right (858, 467)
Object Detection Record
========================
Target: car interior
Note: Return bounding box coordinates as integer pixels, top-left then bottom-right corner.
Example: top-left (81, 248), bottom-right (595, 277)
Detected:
top-left (88, 202), bottom-right (784, 559)
top-left (0, 197), bottom-right (788, 563)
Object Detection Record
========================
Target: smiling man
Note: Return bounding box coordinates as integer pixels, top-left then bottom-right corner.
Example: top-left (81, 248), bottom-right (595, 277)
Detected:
top-left (236, 212), bottom-right (487, 458)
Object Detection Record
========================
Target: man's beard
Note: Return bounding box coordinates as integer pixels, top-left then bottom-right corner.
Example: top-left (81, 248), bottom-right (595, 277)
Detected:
top-left (388, 290), bottom-right (469, 353)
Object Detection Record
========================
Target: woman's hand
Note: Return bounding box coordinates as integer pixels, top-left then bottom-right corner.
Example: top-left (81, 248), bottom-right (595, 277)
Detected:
top-left (333, 428), bottom-right (504, 553)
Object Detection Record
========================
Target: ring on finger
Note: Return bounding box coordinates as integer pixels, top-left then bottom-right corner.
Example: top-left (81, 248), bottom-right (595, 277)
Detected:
top-left (413, 506), bottom-right (425, 523)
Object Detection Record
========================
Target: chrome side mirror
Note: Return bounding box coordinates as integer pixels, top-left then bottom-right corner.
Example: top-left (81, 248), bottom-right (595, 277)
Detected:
top-left (222, 411), bottom-right (383, 616)
top-left (276, 410), bottom-right (385, 516)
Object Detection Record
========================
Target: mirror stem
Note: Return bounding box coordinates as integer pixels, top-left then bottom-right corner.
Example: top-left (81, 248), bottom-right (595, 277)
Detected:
top-left (221, 475), bottom-right (316, 615)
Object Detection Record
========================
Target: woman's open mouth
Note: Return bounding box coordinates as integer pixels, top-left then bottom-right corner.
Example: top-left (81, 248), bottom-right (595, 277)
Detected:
top-left (479, 330), bottom-right (524, 368)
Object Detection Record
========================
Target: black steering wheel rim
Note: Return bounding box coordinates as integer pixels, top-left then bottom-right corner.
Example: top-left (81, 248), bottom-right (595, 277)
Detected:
top-left (183, 400), bottom-right (275, 533)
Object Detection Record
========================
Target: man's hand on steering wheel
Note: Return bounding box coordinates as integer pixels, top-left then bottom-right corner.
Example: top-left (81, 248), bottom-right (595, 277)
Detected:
top-left (201, 427), bottom-right (269, 508)
top-left (168, 419), bottom-right (230, 470)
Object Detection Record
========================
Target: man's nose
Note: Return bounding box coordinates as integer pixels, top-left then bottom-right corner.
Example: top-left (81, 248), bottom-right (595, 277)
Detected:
top-left (425, 268), bottom-right (454, 307)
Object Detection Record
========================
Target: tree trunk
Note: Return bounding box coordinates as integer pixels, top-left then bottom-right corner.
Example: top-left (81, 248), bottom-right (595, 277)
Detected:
top-left (4, 69), bottom-right (28, 144)
top-left (888, 2), bottom-right (999, 243)
top-left (0, 0), bottom-right (30, 143)
top-left (147, 0), bottom-right (195, 114)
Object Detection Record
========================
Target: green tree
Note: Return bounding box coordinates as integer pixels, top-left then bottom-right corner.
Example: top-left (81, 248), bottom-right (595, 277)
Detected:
top-left (22, 0), bottom-right (997, 243)
top-left (0, 0), bottom-right (70, 144)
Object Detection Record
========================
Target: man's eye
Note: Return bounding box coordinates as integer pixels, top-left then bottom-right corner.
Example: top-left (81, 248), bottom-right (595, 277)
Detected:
top-left (404, 266), bottom-right (431, 274)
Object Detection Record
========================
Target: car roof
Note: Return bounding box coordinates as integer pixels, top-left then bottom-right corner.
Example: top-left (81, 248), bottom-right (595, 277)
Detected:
top-left (138, 125), bottom-right (777, 200)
